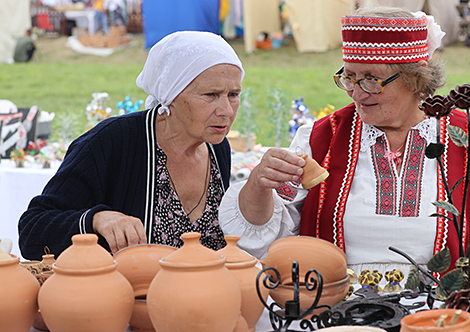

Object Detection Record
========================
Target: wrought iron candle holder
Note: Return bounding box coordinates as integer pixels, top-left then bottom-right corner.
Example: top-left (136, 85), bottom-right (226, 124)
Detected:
top-left (256, 261), bottom-right (427, 332)
top-left (256, 260), bottom-right (327, 331)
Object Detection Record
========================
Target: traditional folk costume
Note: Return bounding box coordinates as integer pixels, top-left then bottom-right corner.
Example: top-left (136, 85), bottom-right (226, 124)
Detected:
top-left (219, 12), bottom-right (469, 278)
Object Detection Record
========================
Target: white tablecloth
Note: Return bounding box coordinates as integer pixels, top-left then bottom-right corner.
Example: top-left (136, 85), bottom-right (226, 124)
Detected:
top-left (0, 159), bottom-right (59, 259)
top-left (64, 10), bottom-right (97, 35)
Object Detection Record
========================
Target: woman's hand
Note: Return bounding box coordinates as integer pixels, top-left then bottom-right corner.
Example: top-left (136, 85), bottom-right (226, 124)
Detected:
top-left (249, 148), bottom-right (305, 189)
top-left (238, 148), bottom-right (305, 225)
top-left (93, 211), bottom-right (147, 254)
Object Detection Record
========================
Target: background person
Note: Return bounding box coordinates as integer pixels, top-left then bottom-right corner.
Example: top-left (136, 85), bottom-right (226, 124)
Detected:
top-left (18, 31), bottom-right (244, 260)
top-left (13, 29), bottom-right (36, 63)
top-left (219, 6), bottom-right (468, 277)
top-left (92, 0), bottom-right (109, 34)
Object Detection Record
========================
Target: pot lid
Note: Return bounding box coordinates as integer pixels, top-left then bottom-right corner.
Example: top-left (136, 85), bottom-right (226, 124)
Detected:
top-left (218, 235), bottom-right (256, 264)
top-left (54, 234), bottom-right (115, 270)
top-left (160, 232), bottom-right (225, 268)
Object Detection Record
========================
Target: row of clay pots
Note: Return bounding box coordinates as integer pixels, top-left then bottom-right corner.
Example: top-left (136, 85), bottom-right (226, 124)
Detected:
top-left (0, 232), bottom-right (268, 332)
top-left (115, 232), bottom-right (269, 332)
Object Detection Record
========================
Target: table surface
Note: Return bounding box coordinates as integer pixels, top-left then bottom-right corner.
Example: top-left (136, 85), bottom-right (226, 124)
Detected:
top-left (0, 159), bottom-right (59, 259)
top-left (27, 290), bottom-right (438, 332)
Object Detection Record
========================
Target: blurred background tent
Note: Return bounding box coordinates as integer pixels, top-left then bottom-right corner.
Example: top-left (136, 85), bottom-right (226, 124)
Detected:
top-left (0, 0), bottom-right (31, 63)
top-left (358, 0), bottom-right (460, 47)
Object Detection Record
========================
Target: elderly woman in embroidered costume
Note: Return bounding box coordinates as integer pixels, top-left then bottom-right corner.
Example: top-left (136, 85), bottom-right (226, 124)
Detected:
top-left (18, 31), bottom-right (244, 260)
top-left (219, 6), bottom-right (469, 278)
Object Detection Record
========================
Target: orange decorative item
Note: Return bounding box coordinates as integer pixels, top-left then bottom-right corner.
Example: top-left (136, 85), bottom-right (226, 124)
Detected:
top-left (0, 254), bottom-right (40, 332)
top-left (147, 232), bottom-right (242, 332)
top-left (299, 154), bottom-right (329, 189)
top-left (261, 235), bottom-right (347, 285)
top-left (218, 235), bottom-right (269, 332)
top-left (114, 243), bottom-right (176, 297)
top-left (400, 309), bottom-right (470, 331)
top-left (38, 234), bottom-right (134, 332)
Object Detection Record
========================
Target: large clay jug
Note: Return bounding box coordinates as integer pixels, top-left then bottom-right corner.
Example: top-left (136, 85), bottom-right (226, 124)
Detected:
top-left (147, 232), bottom-right (242, 332)
top-left (0, 254), bottom-right (40, 332)
top-left (218, 235), bottom-right (269, 332)
top-left (38, 234), bottom-right (134, 332)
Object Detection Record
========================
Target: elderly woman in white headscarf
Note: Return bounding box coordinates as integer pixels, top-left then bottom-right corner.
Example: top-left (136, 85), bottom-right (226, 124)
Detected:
top-left (19, 31), bottom-right (245, 260)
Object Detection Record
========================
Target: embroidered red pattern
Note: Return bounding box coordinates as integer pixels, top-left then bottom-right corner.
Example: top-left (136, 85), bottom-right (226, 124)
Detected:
top-left (400, 130), bottom-right (426, 217)
top-left (276, 179), bottom-right (300, 201)
top-left (372, 136), bottom-right (397, 215)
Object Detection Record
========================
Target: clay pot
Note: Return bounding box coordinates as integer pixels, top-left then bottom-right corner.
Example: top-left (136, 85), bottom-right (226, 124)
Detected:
top-left (114, 243), bottom-right (176, 297)
top-left (38, 234), bottom-right (134, 332)
top-left (0, 254), bottom-right (40, 332)
top-left (147, 232), bottom-right (242, 332)
top-left (400, 309), bottom-right (470, 331)
top-left (268, 275), bottom-right (350, 316)
top-left (299, 154), bottom-right (329, 189)
top-left (41, 253), bottom-right (56, 267)
top-left (33, 310), bottom-right (49, 331)
top-left (129, 297), bottom-right (154, 332)
top-left (233, 314), bottom-right (250, 332)
top-left (262, 235), bottom-right (347, 285)
top-left (218, 235), bottom-right (269, 332)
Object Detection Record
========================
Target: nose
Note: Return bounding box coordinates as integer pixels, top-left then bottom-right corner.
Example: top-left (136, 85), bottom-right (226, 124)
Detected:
top-left (216, 96), bottom-right (235, 117)
top-left (349, 82), bottom-right (370, 101)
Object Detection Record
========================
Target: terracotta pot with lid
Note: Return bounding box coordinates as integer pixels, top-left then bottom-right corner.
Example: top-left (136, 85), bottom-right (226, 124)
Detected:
top-left (38, 234), bottom-right (134, 332)
top-left (114, 243), bottom-right (176, 297)
top-left (0, 253), bottom-right (40, 332)
top-left (218, 235), bottom-right (269, 332)
top-left (147, 232), bottom-right (242, 332)
top-left (261, 235), bottom-right (347, 285)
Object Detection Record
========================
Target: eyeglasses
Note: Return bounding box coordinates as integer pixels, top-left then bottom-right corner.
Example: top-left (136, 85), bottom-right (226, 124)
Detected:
top-left (333, 67), bottom-right (401, 94)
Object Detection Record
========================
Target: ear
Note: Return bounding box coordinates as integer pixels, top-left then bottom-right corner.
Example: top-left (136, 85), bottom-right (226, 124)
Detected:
top-left (418, 60), bottom-right (428, 68)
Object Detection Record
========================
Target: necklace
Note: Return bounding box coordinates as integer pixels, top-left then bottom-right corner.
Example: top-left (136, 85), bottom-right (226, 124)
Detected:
top-left (168, 152), bottom-right (210, 217)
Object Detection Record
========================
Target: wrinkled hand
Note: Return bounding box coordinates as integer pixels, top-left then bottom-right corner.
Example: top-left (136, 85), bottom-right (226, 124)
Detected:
top-left (93, 211), bottom-right (147, 254)
top-left (249, 148), bottom-right (305, 189)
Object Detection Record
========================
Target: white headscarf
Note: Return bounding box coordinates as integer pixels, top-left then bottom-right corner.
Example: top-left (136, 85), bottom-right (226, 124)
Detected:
top-left (136, 31), bottom-right (245, 115)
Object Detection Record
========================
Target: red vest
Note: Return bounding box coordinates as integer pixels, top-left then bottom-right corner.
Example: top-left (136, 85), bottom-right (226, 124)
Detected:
top-left (299, 103), bottom-right (469, 270)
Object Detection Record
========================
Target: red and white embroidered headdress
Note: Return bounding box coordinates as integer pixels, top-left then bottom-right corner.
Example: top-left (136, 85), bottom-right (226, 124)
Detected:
top-left (341, 15), bottom-right (429, 63)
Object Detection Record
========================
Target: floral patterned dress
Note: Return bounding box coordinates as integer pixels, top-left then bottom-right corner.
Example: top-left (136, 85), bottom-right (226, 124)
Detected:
top-left (152, 143), bottom-right (227, 250)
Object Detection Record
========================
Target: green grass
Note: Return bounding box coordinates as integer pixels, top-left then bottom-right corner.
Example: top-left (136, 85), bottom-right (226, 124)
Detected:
top-left (2, 35), bottom-right (470, 147)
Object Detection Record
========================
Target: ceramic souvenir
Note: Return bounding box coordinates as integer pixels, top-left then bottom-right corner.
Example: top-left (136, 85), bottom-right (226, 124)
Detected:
top-left (147, 232), bottom-right (242, 332)
top-left (218, 235), bottom-right (269, 332)
top-left (38, 234), bottom-right (134, 332)
top-left (114, 243), bottom-right (176, 297)
top-left (299, 153), bottom-right (329, 189)
top-left (0, 254), bottom-right (40, 332)
top-left (261, 235), bottom-right (347, 285)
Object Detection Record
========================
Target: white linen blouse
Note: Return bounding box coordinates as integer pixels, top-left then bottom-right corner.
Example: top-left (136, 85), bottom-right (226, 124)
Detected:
top-left (219, 117), bottom-right (439, 279)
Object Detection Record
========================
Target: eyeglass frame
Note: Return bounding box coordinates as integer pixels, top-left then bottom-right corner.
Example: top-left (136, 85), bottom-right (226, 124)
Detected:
top-left (333, 67), bottom-right (401, 94)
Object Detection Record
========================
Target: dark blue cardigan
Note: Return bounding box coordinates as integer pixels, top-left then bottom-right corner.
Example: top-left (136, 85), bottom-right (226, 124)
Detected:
top-left (18, 108), bottom-right (231, 260)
